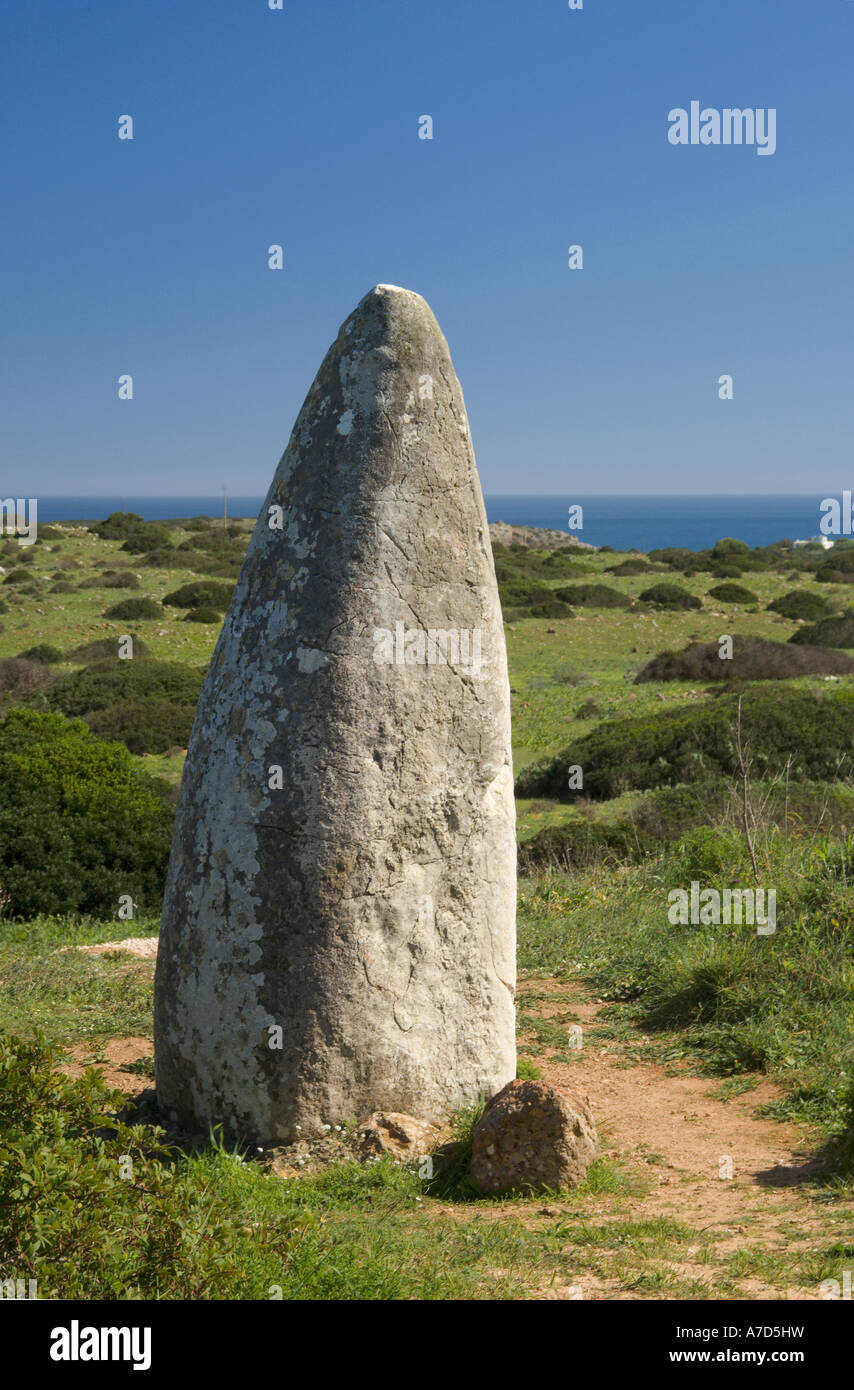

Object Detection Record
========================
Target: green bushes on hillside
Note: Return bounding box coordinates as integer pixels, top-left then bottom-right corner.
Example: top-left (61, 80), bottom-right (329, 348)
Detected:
top-left (0, 1033), bottom-right (311, 1298)
top-left (552, 584), bottom-right (633, 609)
top-left (639, 583), bottom-right (702, 611)
top-left (163, 581), bottom-right (235, 611)
top-left (635, 636), bottom-right (854, 684)
top-left (519, 819), bottom-right (655, 872)
top-left (66, 638), bottom-right (151, 663)
top-left (515, 687), bottom-right (854, 800)
top-left (0, 657), bottom-right (54, 702)
top-left (707, 583), bottom-right (758, 606)
top-left (46, 659), bottom-right (204, 717)
top-left (84, 697), bottom-right (197, 754)
top-left (183, 606), bottom-right (222, 623)
top-left (18, 644), bottom-right (63, 665)
top-left (790, 614), bottom-right (854, 649)
top-left (104, 597), bottom-right (162, 621)
top-left (0, 709), bottom-right (173, 918)
top-left (767, 590), bottom-right (831, 621)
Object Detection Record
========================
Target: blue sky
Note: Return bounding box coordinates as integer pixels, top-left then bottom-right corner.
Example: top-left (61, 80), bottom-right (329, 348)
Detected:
top-left (3, 0), bottom-right (853, 496)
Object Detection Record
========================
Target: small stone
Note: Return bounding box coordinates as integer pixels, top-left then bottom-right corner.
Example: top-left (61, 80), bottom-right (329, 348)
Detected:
top-left (470, 1079), bottom-right (600, 1194)
top-left (357, 1111), bottom-right (447, 1163)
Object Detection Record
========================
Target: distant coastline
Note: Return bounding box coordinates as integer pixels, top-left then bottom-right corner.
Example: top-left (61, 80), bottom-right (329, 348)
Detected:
top-left (25, 494), bottom-right (838, 553)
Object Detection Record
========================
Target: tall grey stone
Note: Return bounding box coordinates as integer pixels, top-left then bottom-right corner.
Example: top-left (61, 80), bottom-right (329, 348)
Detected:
top-left (153, 285), bottom-right (516, 1142)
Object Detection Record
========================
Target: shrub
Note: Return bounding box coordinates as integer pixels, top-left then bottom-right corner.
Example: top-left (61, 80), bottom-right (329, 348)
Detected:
top-left (815, 552), bottom-right (854, 584)
top-left (504, 599), bottom-right (574, 621)
top-left (515, 687), bottom-right (854, 800)
top-left (18, 644), bottom-right (63, 665)
top-left (518, 819), bottom-right (655, 873)
top-left (633, 782), bottom-right (731, 841)
top-left (0, 1033), bottom-right (311, 1298)
top-left (605, 560), bottom-right (652, 576)
top-left (0, 658), bottom-right (54, 702)
top-left (707, 583), bottom-right (758, 606)
top-left (105, 571), bottom-right (141, 588)
top-left (120, 525), bottom-right (173, 554)
top-left (80, 570), bottom-right (141, 590)
top-left (89, 511), bottom-right (145, 540)
top-left (767, 590), bottom-right (832, 621)
top-left (639, 583), bottom-right (702, 611)
top-left (635, 636), bottom-right (854, 684)
top-left (183, 606), bottom-right (222, 623)
top-left (552, 584), bottom-right (632, 609)
top-left (138, 548), bottom-right (199, 569)
top-left (49, 581), bottom-right (77, 594)
top-left (103, 597), bottom-right (162, 620)
top-left (4, 568), bottom-right (34, 585)
top-left (647, 547), bottom-right (694, 570)
top-left (84, 697), bottom-right (198, 754)
top-left (66, 638), bottom-right (151, 663)
top-left (0, 709), bottom-right (173, 917)
top-left (162, 581), bottom-right (235, 611)
top-left (712, 537), bottom-right (750, 558)
top-left (46, 659), bottom-right (204, 717)
top-left (712, 564), bottom-right (743, 579)
top-left (789, 614), bottom-right (854, 650)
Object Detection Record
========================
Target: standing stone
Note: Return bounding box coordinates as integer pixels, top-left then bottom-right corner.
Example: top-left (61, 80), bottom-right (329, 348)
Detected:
top-left (154, 285), bottom-right (516, 1143)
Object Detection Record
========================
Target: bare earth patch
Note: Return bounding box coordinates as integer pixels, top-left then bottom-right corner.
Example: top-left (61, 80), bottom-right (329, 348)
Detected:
top-left (60, 1035), bottom-right (154, 1095)
top-left (76, 938), bottom-right (159, 959)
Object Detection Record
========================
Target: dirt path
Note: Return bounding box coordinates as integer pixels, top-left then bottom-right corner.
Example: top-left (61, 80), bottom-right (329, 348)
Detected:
top-left (519, 977), bottom-right (854, 1295)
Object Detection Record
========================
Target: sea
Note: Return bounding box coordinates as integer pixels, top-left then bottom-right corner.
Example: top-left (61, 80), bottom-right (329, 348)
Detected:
top-left (29, 494), bottom-right (837, 554)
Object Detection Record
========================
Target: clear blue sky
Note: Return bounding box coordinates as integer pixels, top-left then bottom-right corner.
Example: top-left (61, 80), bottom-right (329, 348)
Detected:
top-left (3, 0), bottom-right (852, 496)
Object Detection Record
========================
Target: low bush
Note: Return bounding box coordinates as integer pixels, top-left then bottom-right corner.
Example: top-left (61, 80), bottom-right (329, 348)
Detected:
top-left (46, 659), bottom-right (204, 717)
top-left (707, 583), bottom-right (758, 606)
top-left (89, 511), bottom-right (145, 540)
top-left (516, 687), bottom-right (854, 800)
top-left (0, 1033), bottom-right (311, 1298)
top-left (66, 638), bottom-right (151, 663)
top-left (104, 597), bottom-right (162, 621)
top-left (639, 583), bottom-right (702, 611)
top-left (0, 709), bottom-right (173, 917)
top-left (552, 584), bottom-right (632, 609)
top-left (162, 581), bottom-right (235, 611)
top-left (767, 590), bottom-right (831, 621)
top-left (183, 606), bottom-right (222, 623)
top-left (18, 645), bottom-right (63, 665)
top-left (790, 614), bottom-right (854, 649)
top-left (519, 819), bottom-right (655, 873)
top-left (635, 636), bottom-right (854, 684)
top-left (120, 525), bottom-right (173, 554)
top-left (84, 697), bottom-right (198, 754)
top-left (0, 658), bottom-right (54, 703)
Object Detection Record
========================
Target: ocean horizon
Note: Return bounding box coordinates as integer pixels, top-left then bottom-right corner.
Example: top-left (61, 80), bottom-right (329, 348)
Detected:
top-left (25, 493), bottom-right (839, 554)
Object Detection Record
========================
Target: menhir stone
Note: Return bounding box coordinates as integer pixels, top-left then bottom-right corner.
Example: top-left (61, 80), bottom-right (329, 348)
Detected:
top-left (154, 284), bottom-right (516, 1143)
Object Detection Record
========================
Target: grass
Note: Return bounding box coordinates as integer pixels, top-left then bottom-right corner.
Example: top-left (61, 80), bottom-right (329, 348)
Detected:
top-left (0, 914), bottom-right (159, 1042)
